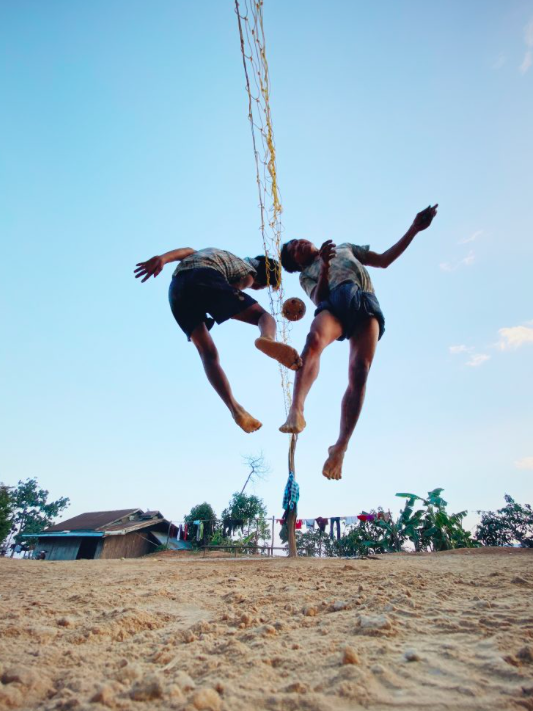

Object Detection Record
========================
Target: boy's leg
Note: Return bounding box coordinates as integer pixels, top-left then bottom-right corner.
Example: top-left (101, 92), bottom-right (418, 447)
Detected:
top-left (189, 323), bottom-right (262, 434)
top-left (232, 304), bottom-right (302, 370)
top-left (279, 310), bottom-right (343, 433)
top-left (323, 316), bottom-right (380, 480)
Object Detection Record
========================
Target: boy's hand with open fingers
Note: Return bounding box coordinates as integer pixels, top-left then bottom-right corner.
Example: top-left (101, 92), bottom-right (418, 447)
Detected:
top-left (134, 256), bottom-right (165, 283)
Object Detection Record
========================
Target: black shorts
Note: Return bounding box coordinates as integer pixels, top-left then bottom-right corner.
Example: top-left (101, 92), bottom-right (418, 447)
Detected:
top-left (315, 282), bottom-right (385, 341)
top-left (168, 267), bottom-right (257, 340)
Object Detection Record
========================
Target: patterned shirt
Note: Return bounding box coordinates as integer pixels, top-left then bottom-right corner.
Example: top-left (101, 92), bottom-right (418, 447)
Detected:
top-left (299, 243), bottom-right (374, 300)
top-left (173, 248), bottom-right (256, 283)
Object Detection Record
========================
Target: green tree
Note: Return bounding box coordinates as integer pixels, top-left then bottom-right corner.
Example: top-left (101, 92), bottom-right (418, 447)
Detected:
top-left (9, 478), bottom-right (70, 550)
top-left (184, 502), bottom-right (217, 546)
top-left (476, 495), bottom-right (533, 548)
top-left (222, 492), bottom-right (270, 546)
top-left (0, 485), bottom-right (13, 548)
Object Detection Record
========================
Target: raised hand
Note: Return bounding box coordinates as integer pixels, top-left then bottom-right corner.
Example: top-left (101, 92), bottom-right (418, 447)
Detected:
top-left (319, 240), bottom-right (336, 267)
top-left (134, 256), bottom-right (165, 283)
top-left (413, 204), bottom-right (438, 232)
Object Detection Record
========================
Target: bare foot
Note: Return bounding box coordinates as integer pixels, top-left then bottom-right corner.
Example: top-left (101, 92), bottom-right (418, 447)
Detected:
top-left (322, 445), bottom-right (346, 480)
top-left (279, 409), bottom-right (306, 434)
top-left (255, 337), bottom-right (302, 371)
top-left (232, 407), bottom-right (262, 434)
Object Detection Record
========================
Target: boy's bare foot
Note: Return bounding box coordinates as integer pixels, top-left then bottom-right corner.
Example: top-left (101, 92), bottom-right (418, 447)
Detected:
top-left (232, 407), bottom-right (262, 434)
top-left (255, 337), bottom-right (302, 371)
top-left (279, 408), bottom-right (306, 434)
top-left (322, 445), bottom-right (346, 480)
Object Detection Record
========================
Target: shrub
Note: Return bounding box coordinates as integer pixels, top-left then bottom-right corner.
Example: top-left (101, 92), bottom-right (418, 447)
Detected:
top-left (476, 495), bottom-right (533, 548)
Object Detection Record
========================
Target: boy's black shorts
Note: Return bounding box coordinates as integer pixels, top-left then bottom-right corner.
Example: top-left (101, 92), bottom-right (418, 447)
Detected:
top-left (169, 267), bottom-right (257, 340)
top-left (315, 282), bottom-right (385, 341)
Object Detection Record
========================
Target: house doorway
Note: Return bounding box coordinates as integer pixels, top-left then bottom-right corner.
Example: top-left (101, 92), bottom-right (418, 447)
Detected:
top-left (76, 538), bottom-right (99, 560)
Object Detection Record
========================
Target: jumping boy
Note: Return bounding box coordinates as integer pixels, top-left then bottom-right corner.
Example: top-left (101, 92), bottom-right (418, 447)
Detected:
top-left (279, 205), bottom-right (438, 479)
top-left (135, 247), bottom-right (302, 433)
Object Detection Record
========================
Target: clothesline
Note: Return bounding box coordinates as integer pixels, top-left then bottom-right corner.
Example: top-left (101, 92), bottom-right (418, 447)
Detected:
top-left (164, 513), bottom-right (393, 544)
top-left (168, 512), bottom-right (392, 525)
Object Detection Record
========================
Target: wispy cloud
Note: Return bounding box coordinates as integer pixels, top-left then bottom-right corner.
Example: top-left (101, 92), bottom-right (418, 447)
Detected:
top-left (520, 19), bottom-right (533, 74)
top-left (493, 53), bottom-right (506, 69)
top-left (449, 345), bottom-right (474, 355)
top-left (496, 324), bottom-right (533, 350)
top-left (520, 50), bottom-right (532, 74)
top-left (440, 250), bottom-right (475, 272)
top-left (526, 19), bottom-right (533, 45)
top-left (515, 456), bottom-right (533, 471)
top-left (459, 230), bottom-right (483, 245)
top-left (450, 321), bottom-right (532, 368)
top-left (466, 353), bottom-right (490, 367)
top-left (449, 345), bottom-right (489, 367)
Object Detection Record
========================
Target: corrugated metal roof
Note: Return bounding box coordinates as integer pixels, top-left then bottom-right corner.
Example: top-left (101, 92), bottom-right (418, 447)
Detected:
top-left (152, 532), bottom-right (192, 550)
top-left (44, 509), bottom-right (142, 532)
top-left (23, 531), bottom-right (104, 539)
top-left (103, 518), bottom-right (167, 535)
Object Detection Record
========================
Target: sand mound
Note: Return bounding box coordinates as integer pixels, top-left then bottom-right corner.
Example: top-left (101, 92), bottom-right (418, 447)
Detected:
top-left (1, 551), bottom-right (532, 710)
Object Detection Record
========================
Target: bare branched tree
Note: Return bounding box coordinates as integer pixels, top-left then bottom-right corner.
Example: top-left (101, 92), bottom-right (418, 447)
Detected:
top-left (240, 452), bottom-right (270, 495)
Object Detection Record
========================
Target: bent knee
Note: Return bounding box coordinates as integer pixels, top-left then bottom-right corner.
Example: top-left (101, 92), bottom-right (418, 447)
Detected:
top-left (305, 330), bottom-right (328, 354)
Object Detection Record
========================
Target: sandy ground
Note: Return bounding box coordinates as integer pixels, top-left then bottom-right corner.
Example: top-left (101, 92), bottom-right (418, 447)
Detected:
top-left (1, 550), bottom-right (532, 711)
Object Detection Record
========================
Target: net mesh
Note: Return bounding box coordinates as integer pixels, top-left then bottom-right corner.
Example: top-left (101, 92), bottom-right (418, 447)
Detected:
top-left (235, 0), bottom-right (293, 414)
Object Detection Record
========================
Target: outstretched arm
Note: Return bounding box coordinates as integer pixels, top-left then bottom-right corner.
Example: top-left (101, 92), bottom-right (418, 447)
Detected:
top-left (134, 247), bottom-right (196, 282)
top-left (361, 205), bottom-right (438, 269)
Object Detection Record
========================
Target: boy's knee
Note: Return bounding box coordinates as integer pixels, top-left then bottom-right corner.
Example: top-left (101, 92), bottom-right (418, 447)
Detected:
top-left (305, 330), bottom-right (326, 354)
top-left (195, 341), bottom-right (218, 362)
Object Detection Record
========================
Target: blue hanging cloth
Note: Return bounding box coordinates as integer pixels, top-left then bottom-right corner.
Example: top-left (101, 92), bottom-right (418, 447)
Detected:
top-left (283, 471), bottom-right (299, 512)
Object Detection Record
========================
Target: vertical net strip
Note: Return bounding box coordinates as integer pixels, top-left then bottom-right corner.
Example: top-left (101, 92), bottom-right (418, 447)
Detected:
top-left (235, 0), bottom-right (293, 416)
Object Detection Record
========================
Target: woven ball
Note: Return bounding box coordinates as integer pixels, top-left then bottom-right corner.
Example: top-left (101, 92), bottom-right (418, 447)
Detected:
top-left (282, 297), bottom-right (306, 322)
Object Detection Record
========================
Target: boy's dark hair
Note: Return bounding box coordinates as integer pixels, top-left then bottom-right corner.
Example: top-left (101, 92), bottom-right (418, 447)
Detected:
top-left (280, 240), bottom-right (301, 273)
top-left (253, 255), bottom-right (281, 290)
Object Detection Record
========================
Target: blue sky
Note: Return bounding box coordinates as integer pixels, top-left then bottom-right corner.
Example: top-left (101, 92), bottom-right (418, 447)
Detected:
top-left (1, 0), bottom-right (532, 532)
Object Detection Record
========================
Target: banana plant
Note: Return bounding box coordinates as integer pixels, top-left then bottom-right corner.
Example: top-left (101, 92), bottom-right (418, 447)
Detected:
top-left (396, 489), bottom-right (476, 551)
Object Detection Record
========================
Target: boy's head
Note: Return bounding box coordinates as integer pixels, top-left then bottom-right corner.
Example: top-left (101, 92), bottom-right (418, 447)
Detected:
top-left (281, 240), bottom-right (318, 273)
top-left (249, 255), bottom-right (282, 290)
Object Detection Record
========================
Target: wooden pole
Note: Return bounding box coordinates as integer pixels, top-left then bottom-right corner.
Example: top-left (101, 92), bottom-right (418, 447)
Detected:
top-left (287, 508), bottom-right (297, 558)
top-left (270, 516), bottom-right (275, 557)
top-left (287, 434), bottom-right (298, 558)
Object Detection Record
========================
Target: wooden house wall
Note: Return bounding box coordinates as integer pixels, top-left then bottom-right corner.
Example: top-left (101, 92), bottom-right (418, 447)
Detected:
top-left (100, 531), bottom-right (154, 559)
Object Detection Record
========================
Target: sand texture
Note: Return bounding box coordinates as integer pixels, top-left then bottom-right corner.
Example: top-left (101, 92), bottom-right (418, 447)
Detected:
top-left (1, 549), bottom-right (532, 710)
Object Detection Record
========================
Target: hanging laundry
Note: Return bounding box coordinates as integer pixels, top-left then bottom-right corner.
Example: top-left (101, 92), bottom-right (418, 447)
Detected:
top-left (315, 517), bottom-right (328, 533)
top-left (304, 519), bottom-right (315, 529)
top-left (329, 517), bottom-right (341, 540)
top-left (282, 471), bottom-right (299, 513)
top-left (183, 523), bottom-right (188, 540)
top-left (345, 516), bottom-right (358, 526)
top-left (295, 519), bottom-right (303, 530)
